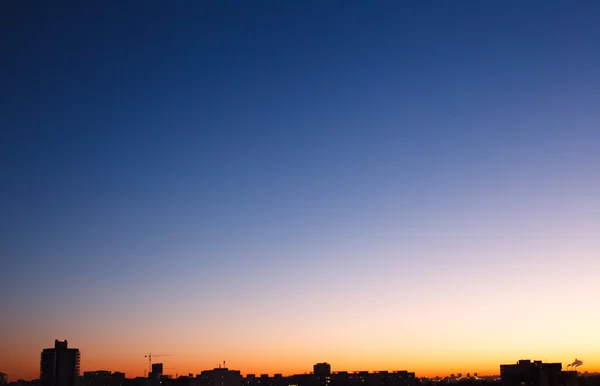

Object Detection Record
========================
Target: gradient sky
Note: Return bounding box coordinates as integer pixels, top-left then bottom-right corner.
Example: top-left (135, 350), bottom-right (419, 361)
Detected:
top-left (1, 0), bottom-right (600, 382)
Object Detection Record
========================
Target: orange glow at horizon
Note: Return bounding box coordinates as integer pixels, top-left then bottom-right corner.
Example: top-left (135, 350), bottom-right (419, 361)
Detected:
top-left (2, 341), bottom-right (599, 382)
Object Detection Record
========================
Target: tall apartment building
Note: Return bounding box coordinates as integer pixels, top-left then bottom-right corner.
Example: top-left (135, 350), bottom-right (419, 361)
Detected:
top-left (40, 340), bottom-right (80, 386)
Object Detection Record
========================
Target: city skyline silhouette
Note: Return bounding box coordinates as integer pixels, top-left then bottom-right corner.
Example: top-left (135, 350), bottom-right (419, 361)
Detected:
top-left (4, 338), bottom-right (598, 384)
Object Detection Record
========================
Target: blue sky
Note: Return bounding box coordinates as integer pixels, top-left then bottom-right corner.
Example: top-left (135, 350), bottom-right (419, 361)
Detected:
top-left (1, 1), bottom-right (600, 379)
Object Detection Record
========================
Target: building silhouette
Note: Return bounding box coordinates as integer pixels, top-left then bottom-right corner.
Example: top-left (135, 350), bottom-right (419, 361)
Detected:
top-left (82, 371), bottom-right (125, 386)
top-left (150, 364), bottom-right (163, 381)
top-left (82, 371), bottom-right (111, 386)
top-left (40, 340), bottom-right (80, 386)
top-left (500, 360), bottom-right (578, 386)
top-left (197, 367), bottom-right (241, 386)
top-left (243, 364), bottom-right (416, 386)
top-left (314, 364), bottom-right (331, 386)
top-left (329, 371), bottom-right (414, 386)
top-left (0, 373), bottom-right (7, 385)
top-left (156, 366), bottom-right (416, 386)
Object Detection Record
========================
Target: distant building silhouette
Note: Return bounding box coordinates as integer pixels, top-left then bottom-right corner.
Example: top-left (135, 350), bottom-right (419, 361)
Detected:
top-left (500, 360), bottom-right (577, 386)
top-left (260, 364), bottom-right (415, 386)
top-left (150, 364), bottom-right (163, 381)
top-left (314, 364), bottom-right (331, 386)
top-left (0, 373), bottom-right (7, 385)
top-left (158, 367), bottom-right (411, 386)
top-left (40, 340), bottom-right (80, 386)
top-left (197, 367), bottom-right (241, 386)
top-left (5, 381), bottom-right (40, 386)
top-left (501, 360), bottom-right (561, 386)
top-left (244, 374), bottom-right (257, 386)
top-left (82, 371), bottom-right (125, 386)
top-left (314, 364), bottom-right (331, 377)
top-left (82, 371), bottom-right (111, 386)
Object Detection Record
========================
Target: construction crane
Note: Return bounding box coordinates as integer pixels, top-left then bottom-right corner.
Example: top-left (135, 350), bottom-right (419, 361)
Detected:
top-left (144, 353), bottom-right (174, 374)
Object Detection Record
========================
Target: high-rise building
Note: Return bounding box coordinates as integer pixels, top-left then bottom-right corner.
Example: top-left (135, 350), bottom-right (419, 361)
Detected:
top-left (40, 340), bottom-right (80, 386)
top-left (150, 364), bottom-right (164, 380)
top-left (0, 372), bottom-right (7, 385)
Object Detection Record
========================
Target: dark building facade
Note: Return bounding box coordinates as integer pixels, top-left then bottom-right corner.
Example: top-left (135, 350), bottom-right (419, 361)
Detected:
top-left (500, 360), bottom-right (569, 386)
top-left (150, 364), bottom-right (163, 381)
top-left (40, 340), bottom-right (80, 386)
top-left (315, 365), bottom-right (332, 378)
top-left (314, 364), bottom-right (331, 386)
top-left (82, 371), bottom-right (125, 386)
top-left (197, 368), bottom-right (241, 386)
top-left (328, 370), bottom-right (415, 386)
top-left (0, 373), bottom-right (7, 385)
top-left (244, 374), bottom-right (257, 386)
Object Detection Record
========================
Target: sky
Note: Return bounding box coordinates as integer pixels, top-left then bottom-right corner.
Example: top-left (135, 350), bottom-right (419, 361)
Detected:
top-left (1, 0), bottom-right (600, 381)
